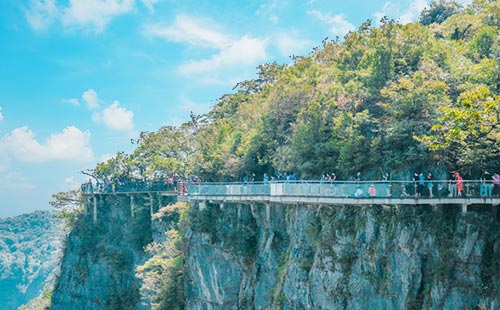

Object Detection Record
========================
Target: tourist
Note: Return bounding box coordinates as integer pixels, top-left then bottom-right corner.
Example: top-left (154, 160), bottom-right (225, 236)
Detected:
top-left (455, 171), bottom-right (464, 197)
top-left (426, 173), bottom-right (433, 197)
top-left (493, 173), bottom-right (500, 196)
top-left (368, 184), bottom-right (376, 197)
top-left (263, 173), bottom-right (269, 184)
top-left (418, 172), bottom-right (425, 197)
top-left (355, 171), bottom-right (362, 182)
top-left (480, 170), bottom-right (492, 197)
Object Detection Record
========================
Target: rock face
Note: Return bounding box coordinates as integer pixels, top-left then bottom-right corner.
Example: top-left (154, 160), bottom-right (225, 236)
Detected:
top-left (51, 194), bottom-right (174, 310)
top-left (185, 202), bottom-right (500, 310)
top-left (50, 195), bottom-right (500, 310)
top-left (0, 211), bottom-right (64, 310)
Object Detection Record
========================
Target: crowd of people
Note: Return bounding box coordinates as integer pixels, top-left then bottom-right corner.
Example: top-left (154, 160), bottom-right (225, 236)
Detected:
top-left (81, 175), bottom-right (187, 194)
top-left (80, 169), bottom-right (500, 199)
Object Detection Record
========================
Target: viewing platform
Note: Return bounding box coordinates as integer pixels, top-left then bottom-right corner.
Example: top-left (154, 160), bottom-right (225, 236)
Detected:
top-left (82, 179), bottom-right (500, 212)
top-left (187, 180), bottom-right (500, 211)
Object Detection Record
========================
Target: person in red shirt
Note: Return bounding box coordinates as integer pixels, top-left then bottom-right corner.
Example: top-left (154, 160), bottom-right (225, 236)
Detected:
top-left (455, 171), bottom-right (464, 197)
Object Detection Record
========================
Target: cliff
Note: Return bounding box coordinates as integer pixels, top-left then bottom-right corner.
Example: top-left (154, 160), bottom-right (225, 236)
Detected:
top-left (186, 201), bottom-right (500, 310)
top-left (50, 194), bottom-right (500, 310)
top-left (51, 194), bottom-right (176, 310)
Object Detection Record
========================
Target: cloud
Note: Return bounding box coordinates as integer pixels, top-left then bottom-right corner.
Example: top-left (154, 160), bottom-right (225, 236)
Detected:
top-left (61, 0), bottom-right (136, 33)
top-left (25, 0), bottom-right (59, 32)
top-left (145, 15), bottom-right (268, 78)
top-left (141, 0), bottom-right (159, 13)
top-left (0, 107), bottom-right (4, 121)
top-left (274, 32), bottom-right (314, 58)
top-left (82, 89), bottom-right (100, 109)
top-left (1, 126), bottom-right (94, 163)
top-left (92, 101), bottom-right (134, 131)
top-left (144, 14), bottom-right (231, 49)
top-left (178, 35), bottom-right (268, 75)
top-left (25, 0), bottom-right (136, 33)
top-left (255, 0), bottom-right (282, 24)
top-left (373, 0), bottom-right (427, 25)
top-left (61, 98), bottom-right (80, 107)
top-left (309, 10), bottom-right (355, 37)
top-left (99, 153), bottom-right (115, 163)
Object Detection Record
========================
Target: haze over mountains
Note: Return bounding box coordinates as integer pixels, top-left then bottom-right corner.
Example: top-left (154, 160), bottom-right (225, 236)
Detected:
top-left (0, 211), bottom-right (64, 310)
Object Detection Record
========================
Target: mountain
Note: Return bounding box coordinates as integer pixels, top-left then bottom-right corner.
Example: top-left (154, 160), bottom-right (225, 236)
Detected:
top-left (0, 211), bottom-right (65, 310)
top-left (49, 1), bottom-right (500, 309)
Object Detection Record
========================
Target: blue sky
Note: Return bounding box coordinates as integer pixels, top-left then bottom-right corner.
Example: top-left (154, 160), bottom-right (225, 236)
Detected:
top-left (0, 0), bottom-right (472, 217)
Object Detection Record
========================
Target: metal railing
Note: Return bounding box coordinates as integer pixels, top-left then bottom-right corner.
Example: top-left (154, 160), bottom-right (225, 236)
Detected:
top-left (188, 180), bottom-right (499, 199)
top-left (82, 179), bottom-right (500, 199)
top-left (81, 180), bottom-right (182, 194)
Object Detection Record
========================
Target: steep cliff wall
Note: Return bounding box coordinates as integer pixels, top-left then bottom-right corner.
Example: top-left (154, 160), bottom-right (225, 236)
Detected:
top-left (51, 194), bottom-right (175, 310)
top-left (186, 202), bottom-right (500, 310)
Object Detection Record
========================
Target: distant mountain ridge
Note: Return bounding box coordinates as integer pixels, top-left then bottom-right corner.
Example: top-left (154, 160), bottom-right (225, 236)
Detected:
top-left (0, 211), bottom-right (64, 310)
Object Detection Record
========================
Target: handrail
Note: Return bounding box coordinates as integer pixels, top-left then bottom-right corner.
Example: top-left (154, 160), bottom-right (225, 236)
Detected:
top-left (82, 179), bottom-right (500, 199)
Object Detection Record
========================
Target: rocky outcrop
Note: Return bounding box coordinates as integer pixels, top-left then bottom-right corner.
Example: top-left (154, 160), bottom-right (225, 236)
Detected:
top-left (51, 194), bottom-right (175, 310)
top-left (185, 202), bottom-right (500, 310)
top-left (50, 193), bottom-right (500, 310)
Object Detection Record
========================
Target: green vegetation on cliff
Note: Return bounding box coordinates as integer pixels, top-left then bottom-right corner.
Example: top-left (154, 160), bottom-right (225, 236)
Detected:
top-left (88, 0), bottom-right (500, 182)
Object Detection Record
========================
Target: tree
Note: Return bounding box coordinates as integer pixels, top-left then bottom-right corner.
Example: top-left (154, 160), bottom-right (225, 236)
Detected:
top-left (420, 0), bottom-right (461, 25)
top-left (420, 85), bottom-right (500, 171)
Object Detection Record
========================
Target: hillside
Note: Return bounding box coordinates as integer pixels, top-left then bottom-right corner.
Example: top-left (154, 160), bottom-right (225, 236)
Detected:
top-left (48, 1), bottom-right (500, 309)
top-left (0, 211), bottom-right (64, 310)
top-left (87, 0), bottom-right (500, 184)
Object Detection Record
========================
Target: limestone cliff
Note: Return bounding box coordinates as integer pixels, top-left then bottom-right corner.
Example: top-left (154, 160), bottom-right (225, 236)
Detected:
top-left (186, 202), bottom-right (500, 310)
top-left (51, 194), bottom-right (175, 310)
top-left (51, 195), bottom-right (500, 310)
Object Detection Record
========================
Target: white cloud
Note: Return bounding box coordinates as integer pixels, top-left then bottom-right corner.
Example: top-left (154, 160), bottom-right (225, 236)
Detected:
top-left (0, 107), bottom-right (4, 121)
top-left (82, 89), bottom-right (100, 109)
top-left (144, 14), bottom-right (231, 49)
top-left (61, 98), bottom-right (80, 107)
top-left (255, 0), bottom-right (282, 24)
top-left (178, 35), bottom-right (268, 75)
top-left (99, 153), bottom-right (115, 163)
top-left (145, 15), bottom-right (268, 79)
top-left (25, 0), bottom-right (136, 33)
top-left (141, 0), bottom-right (158, 13)
top-left (1, 126), bottom-right (94, 163)
top-left (25, 0), bottom-right (58, 32)
top-left (373, 0), bottom-right (427, 25)
top-left (308, 10), bottom-right (355, 37)
top-left (64, 175), bottom-right (80, 189)
top-left (274, 32), bottom-right (314, 58)
top-left (61, 0), bottom-right (136, 33)
top-left (92, 101), bottom-right (134, 131)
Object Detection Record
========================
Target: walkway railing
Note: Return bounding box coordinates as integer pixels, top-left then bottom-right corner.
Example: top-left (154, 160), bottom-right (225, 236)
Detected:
top-left (188, 180), bottom-right (497, 199)
top-left (82, 179), bottom-right (500, 199)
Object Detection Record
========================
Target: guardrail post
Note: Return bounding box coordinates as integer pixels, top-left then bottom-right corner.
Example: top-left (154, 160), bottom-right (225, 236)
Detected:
top-left (130, 195), bottom-right (135, 218)
top-left (149, 193), bottom-right (154, 217)
top-left (93, 196), bottom-right (97, 224)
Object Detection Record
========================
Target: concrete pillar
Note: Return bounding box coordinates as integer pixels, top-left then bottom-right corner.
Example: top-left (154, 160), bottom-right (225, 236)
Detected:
top-left (199, 201), bottom-right (206, 210)
top-left (462, 204), bottom-right (468, 213)
top-left (93, 196), bottom-right (97, 224)
top-left (130, 195), bottom-right (135, 218)
top-left (149, 193), bottom-right (154, 217)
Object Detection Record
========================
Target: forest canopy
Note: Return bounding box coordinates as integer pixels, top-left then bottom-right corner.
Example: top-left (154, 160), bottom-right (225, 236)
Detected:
top-left (90, 0), bottom-right (500, 182)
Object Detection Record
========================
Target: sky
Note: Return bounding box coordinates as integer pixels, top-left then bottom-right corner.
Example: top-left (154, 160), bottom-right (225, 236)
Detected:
top-left (0, 0), bottom-right (473, 217)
